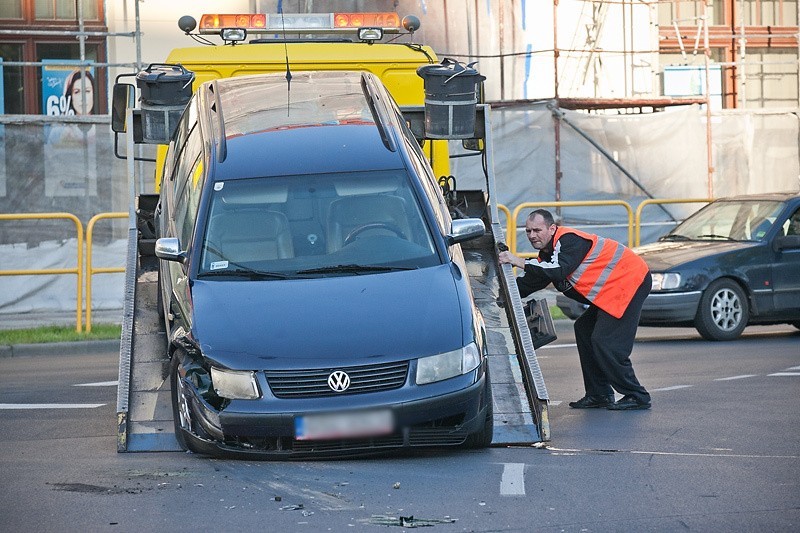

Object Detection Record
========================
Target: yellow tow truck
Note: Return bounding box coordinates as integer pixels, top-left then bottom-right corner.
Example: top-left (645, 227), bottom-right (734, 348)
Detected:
top-left (113, 11), bottom-right (551, 453)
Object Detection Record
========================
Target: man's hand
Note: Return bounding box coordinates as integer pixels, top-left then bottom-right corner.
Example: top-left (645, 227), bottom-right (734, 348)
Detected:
top-left (498, 250), bottom-right (526, 269)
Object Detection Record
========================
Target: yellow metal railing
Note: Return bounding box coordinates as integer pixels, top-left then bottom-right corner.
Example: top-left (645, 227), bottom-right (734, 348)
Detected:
top-left (510, 201), bottom-right (635, 257)
top-left (0, 213), bottom-right (84, 332)
top-left (634, 198), bottom-right (712, 246)
top-left (1, 199), bottom-right (710, 333)
top-left (85, 212), bottom-right (127, 333)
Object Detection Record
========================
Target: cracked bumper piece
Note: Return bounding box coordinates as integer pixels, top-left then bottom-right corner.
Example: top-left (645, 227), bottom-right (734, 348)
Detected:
top-left (181, 372), bottom-right (489, 457)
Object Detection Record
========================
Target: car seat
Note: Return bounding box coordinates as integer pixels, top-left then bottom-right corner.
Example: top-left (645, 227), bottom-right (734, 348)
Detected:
top-left (326, 194), bottom-right (412, 252)
top-left (206, 209), bottom-right (294, 264)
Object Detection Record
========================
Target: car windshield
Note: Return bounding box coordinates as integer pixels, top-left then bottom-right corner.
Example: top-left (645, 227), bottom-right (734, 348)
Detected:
top-left (663, 199), bottom-right (784, 242)
top-left (198, 170), bottom-right (440, 277)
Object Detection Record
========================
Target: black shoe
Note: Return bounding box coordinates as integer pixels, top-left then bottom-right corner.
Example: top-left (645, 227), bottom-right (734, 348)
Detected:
top-left (568, 395), bottom-right (615, 409)
top-left (607, 395), bottom-right (651, 410)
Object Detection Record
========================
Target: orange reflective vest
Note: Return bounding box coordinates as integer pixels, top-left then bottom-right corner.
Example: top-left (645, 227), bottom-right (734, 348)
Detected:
top-left (544, 227), bottom-right (649, 319)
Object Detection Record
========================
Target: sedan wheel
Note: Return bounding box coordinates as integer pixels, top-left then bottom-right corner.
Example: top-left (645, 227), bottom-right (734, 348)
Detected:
top-left (694, 279), bottom-right (749, 341)
top-left (170, 352), bottom-right (202, 453)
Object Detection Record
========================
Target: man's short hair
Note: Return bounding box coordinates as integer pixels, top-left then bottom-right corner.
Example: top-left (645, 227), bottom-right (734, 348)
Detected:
top-left (529, 209), bottom-right (556, 227)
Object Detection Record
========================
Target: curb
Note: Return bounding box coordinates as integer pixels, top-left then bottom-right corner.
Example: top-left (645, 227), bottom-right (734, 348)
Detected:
top-left (0, 339), bottom-right (120, 358)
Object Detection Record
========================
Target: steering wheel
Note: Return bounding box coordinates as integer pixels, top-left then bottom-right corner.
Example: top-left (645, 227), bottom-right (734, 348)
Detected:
top-left (344, 222), bottom-right (406, 246)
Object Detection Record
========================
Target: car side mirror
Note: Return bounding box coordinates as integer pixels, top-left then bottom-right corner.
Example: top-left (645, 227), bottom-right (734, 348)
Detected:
top-left (773, 234), bottom-right (800, 252)
top-left (155, 237), bottom-right (188, 264)
top-left (445, 218), bottom-right (485, 246)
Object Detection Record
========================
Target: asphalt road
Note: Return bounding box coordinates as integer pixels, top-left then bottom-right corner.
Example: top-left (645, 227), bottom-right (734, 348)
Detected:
top-left (1, 322), bottom-right (798, 532)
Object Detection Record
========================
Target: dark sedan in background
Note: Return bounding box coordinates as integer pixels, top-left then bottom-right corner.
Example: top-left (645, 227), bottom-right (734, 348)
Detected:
top-left (558, 192), bottom-right (800, 340)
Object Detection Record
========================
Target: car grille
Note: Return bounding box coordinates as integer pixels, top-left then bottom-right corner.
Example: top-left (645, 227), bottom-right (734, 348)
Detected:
top-left (265, 361), bottom-right (409, 398)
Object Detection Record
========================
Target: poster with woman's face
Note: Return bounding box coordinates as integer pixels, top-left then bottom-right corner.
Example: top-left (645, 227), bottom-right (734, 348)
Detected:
top-left (41, 60), bottom-right (97, 197)
top-left (41, 60), bottom-right (95, 116)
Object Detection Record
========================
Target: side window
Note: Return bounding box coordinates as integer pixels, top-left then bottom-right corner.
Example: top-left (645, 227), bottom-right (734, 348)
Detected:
top-left (175, 155), bottom-right (204, 246)
top-left (405, 137), bottom-right (450, 234)
top-left (784, 208), bottom-right (800, 236)
top-left (165, 97), bottom-right (198, 190)
top-left (172, 124), bottom-right (203, 201)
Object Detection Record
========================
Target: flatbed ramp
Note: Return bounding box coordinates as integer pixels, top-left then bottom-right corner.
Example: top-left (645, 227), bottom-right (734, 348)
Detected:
top-left (116, 226), bottom-right (181, 452)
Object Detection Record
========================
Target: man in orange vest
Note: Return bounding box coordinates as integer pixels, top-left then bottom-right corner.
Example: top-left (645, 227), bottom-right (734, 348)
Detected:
top-left (499, 208), bottom-right (652, 410)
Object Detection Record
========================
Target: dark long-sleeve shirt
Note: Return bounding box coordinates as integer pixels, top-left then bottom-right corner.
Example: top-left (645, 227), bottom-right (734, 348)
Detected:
top-left (517, 231), bottom-right (593, 306)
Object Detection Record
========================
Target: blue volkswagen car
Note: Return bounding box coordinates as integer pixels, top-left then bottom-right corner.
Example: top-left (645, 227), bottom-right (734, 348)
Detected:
top-left (154, 71), bottom-right (492, 457)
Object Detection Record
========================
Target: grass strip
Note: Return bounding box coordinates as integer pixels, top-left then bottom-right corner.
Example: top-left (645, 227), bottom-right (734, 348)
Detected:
top-left (0, 324), bottom-right (121, 345)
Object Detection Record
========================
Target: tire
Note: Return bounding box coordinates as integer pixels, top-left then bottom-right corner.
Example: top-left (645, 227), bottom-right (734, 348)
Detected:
top-left (694, 278), bottom-right (749, 341)
top-left (170, 352), bottom-right (205, 454)
top-left (464, 378), bottom-right (494, 449)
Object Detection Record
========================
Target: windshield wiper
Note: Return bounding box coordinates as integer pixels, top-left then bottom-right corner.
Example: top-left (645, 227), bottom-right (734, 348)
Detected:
top-left (660, 234), bottom-right (692, 241)
top-left (297, 264), bottom-right (416, 275)
top-left (199, 268), bottom-right (293, 280)
top-left (695, 234), bottom-right (737, 241)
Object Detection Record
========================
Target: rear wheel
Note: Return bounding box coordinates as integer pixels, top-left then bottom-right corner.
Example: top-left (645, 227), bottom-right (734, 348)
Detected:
top-left (694, 279), bottom-right (749, 341)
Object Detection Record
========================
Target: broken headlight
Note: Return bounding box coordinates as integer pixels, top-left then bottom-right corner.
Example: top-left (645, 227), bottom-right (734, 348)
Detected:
top-left (210, 367), bottom-right (260, 399)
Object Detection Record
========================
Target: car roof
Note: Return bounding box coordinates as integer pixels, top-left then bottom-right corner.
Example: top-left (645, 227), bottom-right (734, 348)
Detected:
top-left (202, 71), bottom-right (406, 180)
top-left (715, 192), bottom-right (800, 202)
top-left (216, 71), bottom-right (374, 136)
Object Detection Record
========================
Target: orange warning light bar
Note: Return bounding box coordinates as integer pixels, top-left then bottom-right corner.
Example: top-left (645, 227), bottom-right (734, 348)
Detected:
top-left (198, 12), bottom-right (401, 34)
top-left (333, 12), bottom-right (400, 28)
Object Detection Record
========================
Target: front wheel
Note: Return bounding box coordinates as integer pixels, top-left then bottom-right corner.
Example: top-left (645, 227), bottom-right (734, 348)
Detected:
top-left (694, 279), bottom-right (749, 341)
top-left (464, 379), bottom-right (493, 449)
top-left (170, 352), bottom-right (206, 454)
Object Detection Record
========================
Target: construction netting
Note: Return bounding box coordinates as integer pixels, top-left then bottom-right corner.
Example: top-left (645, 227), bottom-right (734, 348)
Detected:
top-left (1, 106), bottom-right (798, 315)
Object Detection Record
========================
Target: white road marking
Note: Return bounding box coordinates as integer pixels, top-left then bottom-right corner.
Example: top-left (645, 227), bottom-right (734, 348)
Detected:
top-left (787, 366), bottom-right (800, 371)
top-left (714, 374), bottom-right (758, 381)
top-left (768, 372), bottom-right (800, 377)
top-left (74, 381), bottom-right (118, 387)
top-left (650, 385), bottom-right (692, 392)
top-left (500, 463), bottom-right (526, 496)
top-left (549, 400), bottom-right (562, 406)
top-left (542, 445), bottom-right (799, 459)
top-left (0, 403), bottom-right (105, 410)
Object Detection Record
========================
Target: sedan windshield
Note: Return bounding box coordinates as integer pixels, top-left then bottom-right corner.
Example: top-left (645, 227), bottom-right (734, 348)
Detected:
top-left (198, 170), bottom-right (440, 277)
top-left (663, 199), bottom-right (784, 242)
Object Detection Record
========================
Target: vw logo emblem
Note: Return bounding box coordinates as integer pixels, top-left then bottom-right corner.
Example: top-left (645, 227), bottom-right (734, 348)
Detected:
top-left (328, 370), bottom-right (351, 392)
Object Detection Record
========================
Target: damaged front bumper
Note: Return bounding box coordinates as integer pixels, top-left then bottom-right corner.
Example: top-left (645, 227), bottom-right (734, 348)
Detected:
top-left (178, 364), bottom-right (490, 459)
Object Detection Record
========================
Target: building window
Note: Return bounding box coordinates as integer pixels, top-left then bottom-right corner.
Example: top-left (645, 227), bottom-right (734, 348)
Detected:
top-left (0, 3), bottom-right (23, 19)
top-left (741, 0), bottom-right (798, 26)
top-left (658, 1), bottom-right (726, 25)
top-left (0, 0), bottom-right (106, 114)
top-left (34, 0), bottom-right (98, 22)
top-left (0, 44), bottom-right (24, 114)
top-left (742, 48), bottom-right (799, 107)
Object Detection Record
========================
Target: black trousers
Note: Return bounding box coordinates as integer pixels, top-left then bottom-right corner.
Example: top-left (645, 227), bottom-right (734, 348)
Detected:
top-left (573, 272), bottom-right (652, 403)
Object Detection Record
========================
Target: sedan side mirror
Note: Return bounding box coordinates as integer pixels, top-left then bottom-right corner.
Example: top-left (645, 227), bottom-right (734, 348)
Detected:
top-left (773, 234), bottom-right (800, 252)
top-left (155, 237), bottom-right (188, 264)
top-left (445, 218), bottom-right (485, 246)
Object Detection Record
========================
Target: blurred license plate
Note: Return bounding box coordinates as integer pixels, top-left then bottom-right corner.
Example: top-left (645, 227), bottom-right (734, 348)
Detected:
top-left (295, 409), bottom-right (394, 440)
